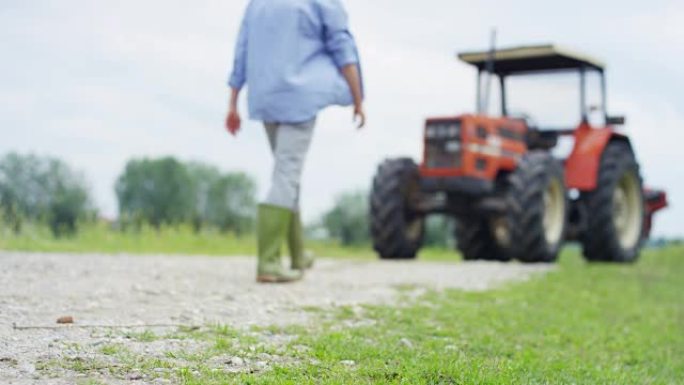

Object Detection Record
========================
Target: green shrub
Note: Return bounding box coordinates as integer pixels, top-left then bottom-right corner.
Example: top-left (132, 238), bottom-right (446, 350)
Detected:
top-left (0, 153), bottom-right (92, 237)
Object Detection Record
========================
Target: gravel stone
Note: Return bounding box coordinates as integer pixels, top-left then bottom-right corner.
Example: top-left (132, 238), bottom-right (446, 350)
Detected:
top-left (0, 251), bottom-right (551, 384)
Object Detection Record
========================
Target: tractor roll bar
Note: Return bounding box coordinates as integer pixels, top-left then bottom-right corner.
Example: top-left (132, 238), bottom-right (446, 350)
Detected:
top-left (464, 44), bottom-right (609, 123)
top-left (475, 66), bottom-right (608, 124)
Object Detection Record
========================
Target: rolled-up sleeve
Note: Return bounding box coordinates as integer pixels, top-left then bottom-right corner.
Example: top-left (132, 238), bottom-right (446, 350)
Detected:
top-left (318, 0), bottom-right (359, 68)
top-left (228, 15), bottom-right (249, 89)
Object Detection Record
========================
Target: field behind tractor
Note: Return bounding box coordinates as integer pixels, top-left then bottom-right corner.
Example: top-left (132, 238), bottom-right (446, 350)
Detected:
top-left (1, 227), bottom-right (682, 384)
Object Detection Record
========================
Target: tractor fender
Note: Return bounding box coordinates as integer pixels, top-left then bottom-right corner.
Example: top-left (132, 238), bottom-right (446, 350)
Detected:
top-left (565, 125), bottom-right (631, 191)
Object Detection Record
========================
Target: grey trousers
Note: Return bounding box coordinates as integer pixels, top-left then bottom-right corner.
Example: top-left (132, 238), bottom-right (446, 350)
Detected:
top-left (264, 119), bottom-right (316, 211)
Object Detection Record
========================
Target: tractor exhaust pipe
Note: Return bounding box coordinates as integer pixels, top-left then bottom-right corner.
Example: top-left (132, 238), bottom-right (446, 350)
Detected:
top-left (479, 29), bottom-right (497, 115)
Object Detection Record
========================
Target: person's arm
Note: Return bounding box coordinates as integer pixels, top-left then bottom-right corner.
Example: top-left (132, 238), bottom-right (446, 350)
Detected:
top-left (226, 11), bottom-right (249, 135)
top-left (341, 64), bottom-right (365, 128)
top-left (319, 0), bottom-right (365, 128)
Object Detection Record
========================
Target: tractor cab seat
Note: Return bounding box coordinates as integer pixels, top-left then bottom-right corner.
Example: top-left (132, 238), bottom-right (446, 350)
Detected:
top-left (526, 129), bottom-right (559, 151)
top-left (509, 115), bottom-right (559, 151)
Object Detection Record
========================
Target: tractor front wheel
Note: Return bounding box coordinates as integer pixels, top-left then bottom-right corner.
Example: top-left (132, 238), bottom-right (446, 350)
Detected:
top-left (495, 151), bottom-right (568, 263)
top-left (370, 158), bottom-right (424, 260)
top-left (580, 141), bottom-right (645, 263)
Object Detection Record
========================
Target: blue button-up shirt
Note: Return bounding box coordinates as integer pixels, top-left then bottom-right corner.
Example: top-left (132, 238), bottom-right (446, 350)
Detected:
top-left (228, 0), bottom-right (362, 123)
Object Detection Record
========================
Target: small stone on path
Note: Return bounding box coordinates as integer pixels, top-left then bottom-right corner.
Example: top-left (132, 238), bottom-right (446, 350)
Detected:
top-left (399, 337), bottom-right (414, 348)
top-left (56, 316), bottom-right (74, 324)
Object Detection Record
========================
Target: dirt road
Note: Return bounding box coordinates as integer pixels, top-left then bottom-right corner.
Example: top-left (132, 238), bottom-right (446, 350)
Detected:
top-left (0, 252), bottom-right (551, 384)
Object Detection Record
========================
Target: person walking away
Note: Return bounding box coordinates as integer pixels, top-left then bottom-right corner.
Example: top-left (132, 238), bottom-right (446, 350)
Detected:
top-left (225, 0), bottom-right (365, 283)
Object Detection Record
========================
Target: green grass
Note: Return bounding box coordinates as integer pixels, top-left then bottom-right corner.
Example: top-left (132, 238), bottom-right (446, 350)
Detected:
top-left (0, 222), bottom-right (454, 261)
top-left (188, 246), bottom-right (681, 384)
top-left (0, 223), bottom-right (255, 256)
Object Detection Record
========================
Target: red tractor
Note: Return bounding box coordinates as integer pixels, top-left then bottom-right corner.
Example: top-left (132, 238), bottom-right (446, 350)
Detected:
top-left (370, 44), bottom-right (668, 263)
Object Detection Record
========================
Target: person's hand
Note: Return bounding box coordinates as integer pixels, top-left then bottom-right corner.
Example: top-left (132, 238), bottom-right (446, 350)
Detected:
top-left (354, 104), bottom-right (366, 129)
top-left (226, 108), bottom-right (241, 136)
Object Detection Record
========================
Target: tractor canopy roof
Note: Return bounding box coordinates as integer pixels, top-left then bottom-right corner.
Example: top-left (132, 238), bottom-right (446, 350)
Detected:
top-left (458, 44), bottom-right (605, 74)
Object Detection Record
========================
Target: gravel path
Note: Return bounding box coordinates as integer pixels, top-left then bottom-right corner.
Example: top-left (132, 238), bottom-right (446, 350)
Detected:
top-left (0, 252), bottom-right (552, 384)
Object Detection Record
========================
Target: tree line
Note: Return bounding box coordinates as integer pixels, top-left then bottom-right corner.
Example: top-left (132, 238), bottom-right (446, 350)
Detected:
top-left (0, 153), bottom-right (256, 237)
top-left (0, 152), bottom-right (451, 247)
top-left (115, 158), bottom-right (256, 233)
top-left (0, 153), bottom-right (93, 236)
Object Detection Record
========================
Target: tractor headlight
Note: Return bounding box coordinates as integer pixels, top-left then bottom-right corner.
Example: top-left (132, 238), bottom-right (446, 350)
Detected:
top-left (448, 123), bottom-right (461, 137)
top-left (435, 125), bottom-right (447, 138)
top-left (426, 125), bottom-right (438, 139)
top-left (426, 121), bottom-right (461, 141)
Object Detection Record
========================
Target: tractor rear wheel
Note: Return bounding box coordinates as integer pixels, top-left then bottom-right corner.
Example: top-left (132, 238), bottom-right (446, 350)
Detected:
top-left (370, 158), bottom-right (424, 259)
top-left (495, 151), bottom-right (568, 263)
top-left (454, 216), bottom-right (510, 261)
top-left (580, 142), bottom-right (645, 263)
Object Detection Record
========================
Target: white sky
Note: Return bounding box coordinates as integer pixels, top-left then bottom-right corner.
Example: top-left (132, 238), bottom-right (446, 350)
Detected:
top-left (1, 0), bottom-right (682, 238)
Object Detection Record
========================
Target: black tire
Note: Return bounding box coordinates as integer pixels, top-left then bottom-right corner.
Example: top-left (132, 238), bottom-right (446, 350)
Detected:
top-left (580, 141), bottom-right (645, 263)
top-left (370, 158), bottom-right (424, 259)
top-left (496, 151), bottom-right (568, 263)
top-left (454, 216), bottom-right (511, 262)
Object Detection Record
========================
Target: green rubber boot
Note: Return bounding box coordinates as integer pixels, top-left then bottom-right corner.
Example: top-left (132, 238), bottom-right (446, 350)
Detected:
top-left (257, 205), bottom-right (303, 284)
top-left (289, 212), bottom-right (314, 270)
